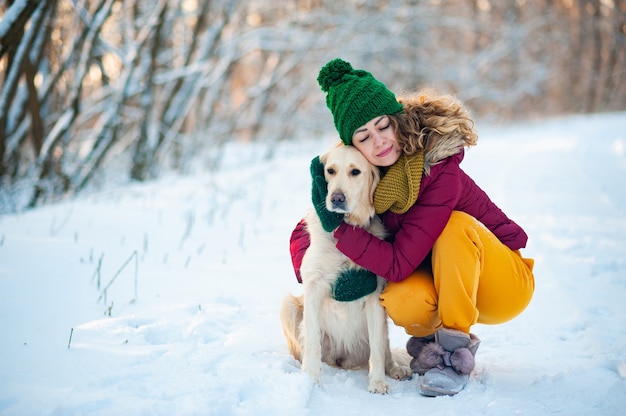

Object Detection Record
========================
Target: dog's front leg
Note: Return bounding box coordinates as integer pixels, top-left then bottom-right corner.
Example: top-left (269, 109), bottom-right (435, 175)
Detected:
top-left (365, 294), bottom-right (390, 394)
top-left (301, 280), bottom-right (326, 385)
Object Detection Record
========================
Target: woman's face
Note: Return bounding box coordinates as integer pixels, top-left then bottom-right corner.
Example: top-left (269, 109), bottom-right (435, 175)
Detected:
top-left (351, 116), bottom-right (401, 167)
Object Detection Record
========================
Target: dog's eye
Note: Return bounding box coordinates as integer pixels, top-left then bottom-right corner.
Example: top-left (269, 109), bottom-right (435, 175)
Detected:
top-left (350, 169), bottom-right (361, 176)
top-left (327, 168), bottom-right (335, 175)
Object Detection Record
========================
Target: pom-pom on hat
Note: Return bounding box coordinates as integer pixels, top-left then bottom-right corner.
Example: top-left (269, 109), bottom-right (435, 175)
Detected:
top-left (317, 58), bottom-right (403, 145)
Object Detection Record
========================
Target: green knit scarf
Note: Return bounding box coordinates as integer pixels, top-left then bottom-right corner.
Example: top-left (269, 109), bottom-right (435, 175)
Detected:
top-left (373, 151), bottom-right (425, 214)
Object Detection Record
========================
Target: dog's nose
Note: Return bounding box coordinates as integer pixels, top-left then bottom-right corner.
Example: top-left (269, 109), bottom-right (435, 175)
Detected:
top-left (330, 192), bottom-right (346, 209)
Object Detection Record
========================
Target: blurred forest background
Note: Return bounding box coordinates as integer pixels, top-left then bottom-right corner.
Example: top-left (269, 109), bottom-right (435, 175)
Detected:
top-left (1, 0), bottom-right (625, 212)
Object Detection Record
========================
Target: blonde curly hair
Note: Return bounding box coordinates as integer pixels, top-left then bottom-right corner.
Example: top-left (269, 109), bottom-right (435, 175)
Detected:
top-left (388, 90), bottom-right (478, 157)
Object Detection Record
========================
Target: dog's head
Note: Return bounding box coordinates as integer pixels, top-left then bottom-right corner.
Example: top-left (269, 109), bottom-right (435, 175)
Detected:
top-left (319, 144), bottom-right (380, 227)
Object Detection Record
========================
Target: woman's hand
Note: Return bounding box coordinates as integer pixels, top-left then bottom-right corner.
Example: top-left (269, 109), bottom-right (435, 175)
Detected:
top-left (332, 268), bottom-right (378, 302)
top-left (310, 156), bottom-right (344, 232)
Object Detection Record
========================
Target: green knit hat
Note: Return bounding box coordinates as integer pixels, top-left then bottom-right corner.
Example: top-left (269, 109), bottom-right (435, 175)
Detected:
top-left (317, 58), bottom-right (404, 145)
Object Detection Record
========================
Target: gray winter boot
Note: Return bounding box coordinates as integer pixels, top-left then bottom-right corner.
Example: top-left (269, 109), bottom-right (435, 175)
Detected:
top-left (406, 334), bottom-right (435, 375)
top-left (417, 328), bottom-right (481, 397)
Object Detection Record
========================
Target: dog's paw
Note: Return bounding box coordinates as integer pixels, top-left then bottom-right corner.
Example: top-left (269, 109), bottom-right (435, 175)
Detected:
top-left (387, 363), bottom-right (413, 381)
top-left (302, 362), bottom-right (321, 385)
top-left (368, 379), bottom-right (390, 394)
top-left (308, 371), bottom-right (321, 385)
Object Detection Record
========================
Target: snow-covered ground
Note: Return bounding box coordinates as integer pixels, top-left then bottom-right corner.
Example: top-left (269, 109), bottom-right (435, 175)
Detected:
top-left (1, 112), bottom-right (625, 416)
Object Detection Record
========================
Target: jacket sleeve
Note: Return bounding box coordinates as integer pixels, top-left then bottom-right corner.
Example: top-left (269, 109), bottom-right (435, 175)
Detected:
top-left (289, 218), bottom-right (310, 283)
top-left (456, 170), bottom-right (528, 250)
top-left (333, 159), bottom-right (462, 282)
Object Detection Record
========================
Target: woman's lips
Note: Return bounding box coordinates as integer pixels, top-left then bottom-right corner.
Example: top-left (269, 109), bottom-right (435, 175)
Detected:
top-left (377, 145), bottom-right (393, 158)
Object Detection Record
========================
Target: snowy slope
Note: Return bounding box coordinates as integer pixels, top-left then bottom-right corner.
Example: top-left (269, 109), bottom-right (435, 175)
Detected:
top-left (0, 112), bottom-right (625, 416)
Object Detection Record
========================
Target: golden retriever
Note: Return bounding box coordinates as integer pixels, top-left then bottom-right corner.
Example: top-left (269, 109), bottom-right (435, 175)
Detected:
top-left (280, 144), bottom-right (411, 394)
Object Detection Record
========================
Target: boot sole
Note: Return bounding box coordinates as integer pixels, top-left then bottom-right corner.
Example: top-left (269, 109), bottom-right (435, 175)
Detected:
top-left (419, 384), bottom-right (462, 397)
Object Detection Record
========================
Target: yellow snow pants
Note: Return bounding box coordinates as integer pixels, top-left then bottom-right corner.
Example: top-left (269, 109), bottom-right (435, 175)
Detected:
top-left (379, 211), bottom-right (535, 336)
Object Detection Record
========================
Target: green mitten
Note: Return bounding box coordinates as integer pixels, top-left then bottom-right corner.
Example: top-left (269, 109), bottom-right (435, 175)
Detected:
top-left (332, 269), bottom-right (378, 302)
top-left (310, 156), bottom-right (344, 232)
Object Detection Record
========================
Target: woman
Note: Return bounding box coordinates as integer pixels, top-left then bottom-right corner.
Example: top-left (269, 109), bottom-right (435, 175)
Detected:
top-left (289, 58), bottom-right (535, 396)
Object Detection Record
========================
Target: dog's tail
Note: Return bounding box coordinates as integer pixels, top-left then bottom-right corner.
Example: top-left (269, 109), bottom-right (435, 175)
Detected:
top-left (280, 294), bottom-right (304, 362)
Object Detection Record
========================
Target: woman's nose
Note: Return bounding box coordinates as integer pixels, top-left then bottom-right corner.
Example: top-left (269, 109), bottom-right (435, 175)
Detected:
top-left (373, 132), bottom-right (384, 147)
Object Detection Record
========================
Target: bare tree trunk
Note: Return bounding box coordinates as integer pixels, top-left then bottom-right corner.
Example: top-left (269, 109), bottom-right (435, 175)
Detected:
top-left (0, 0), bottom-right (47, 176)
top-left (29, 0), bottom-right (114, 207)
top-left (0, 0), bottom-right (39, 60)
top-left (130, 0), bottom-right (169, 181)
top-left (600, 0), bottom-right (626, 110)
top-left (588, 0), bottom-right (602, 112)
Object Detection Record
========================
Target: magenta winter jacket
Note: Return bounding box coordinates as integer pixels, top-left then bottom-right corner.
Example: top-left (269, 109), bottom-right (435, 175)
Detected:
top-left (331, 149), bottom-right (528, 283)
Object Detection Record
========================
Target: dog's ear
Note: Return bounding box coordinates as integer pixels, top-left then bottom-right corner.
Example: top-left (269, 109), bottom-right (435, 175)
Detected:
top-left (368, 165), bottom-right (380, 203)
top-left (371, 165), bottom-right (380, 186)
top-left (319, 151), bottom-right (328, 167)
top-left (319, 141), bottom-right (344, 167)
